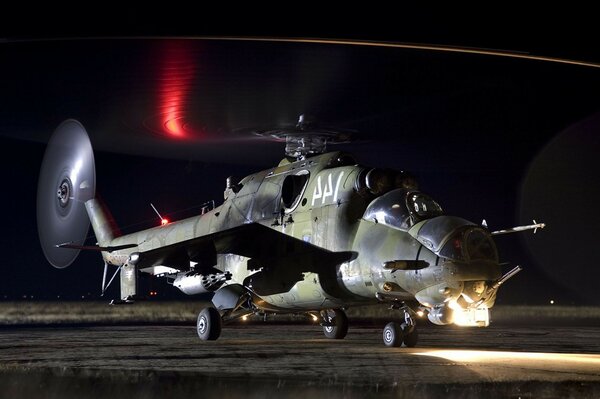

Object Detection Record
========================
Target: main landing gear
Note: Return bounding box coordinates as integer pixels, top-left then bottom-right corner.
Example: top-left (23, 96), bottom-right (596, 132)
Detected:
top-left (321, 309), bottom-right (349, 339)
top-left (197, 307), bottom-right (222, 341)
top-left (196, 306), bottom-right (351, 342)
top-left (195, 302), bottom-right (418, 347)
top-left (197, 284), bottom-right (255, 341)
top-left (382, 304), bottom-right (418, 347)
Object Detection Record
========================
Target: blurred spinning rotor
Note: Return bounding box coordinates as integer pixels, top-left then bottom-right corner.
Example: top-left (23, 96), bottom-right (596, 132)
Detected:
top-left (36, 120), bottom-right (96, 268)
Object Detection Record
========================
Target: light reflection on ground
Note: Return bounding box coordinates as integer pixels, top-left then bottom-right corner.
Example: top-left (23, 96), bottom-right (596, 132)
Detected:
top-left (414, 349), bottom-right (600, 365)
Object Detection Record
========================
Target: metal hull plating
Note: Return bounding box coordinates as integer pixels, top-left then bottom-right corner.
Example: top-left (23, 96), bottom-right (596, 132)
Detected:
top-left (96, 151), bottom-right (500, 313)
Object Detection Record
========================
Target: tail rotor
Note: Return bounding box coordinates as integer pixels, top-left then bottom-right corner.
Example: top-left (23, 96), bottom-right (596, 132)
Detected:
top-left (37, 120), bottom-right (96, 268)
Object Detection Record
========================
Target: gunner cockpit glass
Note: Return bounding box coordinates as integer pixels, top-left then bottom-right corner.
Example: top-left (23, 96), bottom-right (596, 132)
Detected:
top-left (407, 192), bottom-right (443, 219)
top-left (363, 189), bottom-right (443, 231)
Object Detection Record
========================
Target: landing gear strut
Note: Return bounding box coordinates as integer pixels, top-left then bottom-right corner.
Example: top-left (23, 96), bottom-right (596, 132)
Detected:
top-left (382, 303), bottom-right (418, 347)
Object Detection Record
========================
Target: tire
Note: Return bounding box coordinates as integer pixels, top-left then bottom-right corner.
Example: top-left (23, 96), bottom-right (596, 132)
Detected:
top-left (402, 323), bottom-right (418, 348)
top-left (197, 307), bottom-right (222, 341)
top-left (322, 309), bottom-right (349, 339)
top-left (383, 322), bottom-right (403, 347)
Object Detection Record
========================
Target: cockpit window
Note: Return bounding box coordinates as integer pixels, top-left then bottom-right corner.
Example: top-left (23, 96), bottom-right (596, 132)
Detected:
top-left (407, 193), bottom-right (443, 218)
top-left (281, 171), bottom-right (310, 210)
top-left (363, 189), bottom-right (443, 231)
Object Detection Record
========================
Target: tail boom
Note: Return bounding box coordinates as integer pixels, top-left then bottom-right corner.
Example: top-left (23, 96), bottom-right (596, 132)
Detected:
top-left (85, 198), bottom-right (121, 247)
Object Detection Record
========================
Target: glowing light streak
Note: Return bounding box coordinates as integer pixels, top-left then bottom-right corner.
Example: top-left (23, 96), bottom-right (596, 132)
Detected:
top-left (10, 37), bottom-right (600, 69)
top-left (159, 42), bottom-right (196, 139)
top-left (199, 37), bottom-right (600, 69)
top-left (414, 350), bottom-right (600, 365)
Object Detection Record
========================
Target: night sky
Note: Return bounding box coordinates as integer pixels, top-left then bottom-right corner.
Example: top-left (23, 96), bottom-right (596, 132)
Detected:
top-left (1, 22), bottom-right (599, 305)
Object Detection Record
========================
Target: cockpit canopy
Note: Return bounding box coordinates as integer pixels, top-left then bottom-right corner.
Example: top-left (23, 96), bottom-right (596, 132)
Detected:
top-left (363, 189), bottom-right (443, 231)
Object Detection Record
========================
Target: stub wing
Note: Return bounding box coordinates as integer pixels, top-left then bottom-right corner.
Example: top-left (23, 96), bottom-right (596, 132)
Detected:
top-left (135, 223), bottom-right (356, 274)
top-left (56, 242), bottom-right (137, 253)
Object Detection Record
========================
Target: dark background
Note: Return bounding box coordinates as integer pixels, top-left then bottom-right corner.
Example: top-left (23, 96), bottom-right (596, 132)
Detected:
top-left (1, 14), bottom-right (599, 305)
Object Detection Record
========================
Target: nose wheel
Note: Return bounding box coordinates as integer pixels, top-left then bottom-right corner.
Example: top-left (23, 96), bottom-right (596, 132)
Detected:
top-left (401, 321), bottom-right (419, 347)
top-left (382, 304), bottom-right (419, 347)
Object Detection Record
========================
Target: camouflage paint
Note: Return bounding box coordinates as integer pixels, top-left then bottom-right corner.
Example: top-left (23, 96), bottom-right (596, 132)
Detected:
top-left (87, 151), bottom-right (501, 313)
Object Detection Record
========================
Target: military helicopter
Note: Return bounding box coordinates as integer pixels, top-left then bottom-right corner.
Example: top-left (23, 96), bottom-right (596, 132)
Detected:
top-left (37, 115), bottom-right (544, 347)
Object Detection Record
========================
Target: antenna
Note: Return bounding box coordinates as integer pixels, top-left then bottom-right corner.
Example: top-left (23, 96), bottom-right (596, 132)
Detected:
top-left (150, 203), bottom-right (169, 226)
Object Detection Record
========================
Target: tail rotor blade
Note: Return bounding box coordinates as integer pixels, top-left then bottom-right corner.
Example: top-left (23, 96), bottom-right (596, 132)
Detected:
top-left (36, 120), bottom-right (96, 268)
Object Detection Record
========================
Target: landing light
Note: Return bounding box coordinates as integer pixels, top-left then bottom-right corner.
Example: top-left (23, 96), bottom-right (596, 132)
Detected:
top-left (161, 218), bottom-right (169, 226)
top-left (242, 315), bottom-right (248, 321)
top-left (447, 300), bottom-right (462, 311)
top-left (448, 300), bottom-right (490, 327)
top-left (416, 310), bottom-right (425, 318)
top-left (311, 314), bottom-right (318, 322)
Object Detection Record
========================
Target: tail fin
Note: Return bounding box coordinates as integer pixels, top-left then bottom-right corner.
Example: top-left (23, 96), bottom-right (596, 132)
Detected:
top-left (87, 196), bottom-right (137, 301)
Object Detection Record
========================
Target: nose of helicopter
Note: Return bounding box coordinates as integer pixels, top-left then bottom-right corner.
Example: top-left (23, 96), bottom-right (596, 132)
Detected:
top-left (409, 216), bottom-right (502, 318)
top-left (409, 215), bottom-right (500, 267)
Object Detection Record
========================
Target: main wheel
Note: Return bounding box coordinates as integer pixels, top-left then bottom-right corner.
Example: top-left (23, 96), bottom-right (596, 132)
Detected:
top-left (322, 309), bottom-right (349, 339)
top-left (383, 322), bottom-right (403, 347)
top-left (197, 307), bottom-right (222, 341)
top-left (402, 323), bottom-right (419, 348)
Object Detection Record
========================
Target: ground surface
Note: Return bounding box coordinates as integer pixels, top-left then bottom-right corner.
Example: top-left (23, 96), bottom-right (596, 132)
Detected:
top-left (1, 322), bottom-right (599, 398)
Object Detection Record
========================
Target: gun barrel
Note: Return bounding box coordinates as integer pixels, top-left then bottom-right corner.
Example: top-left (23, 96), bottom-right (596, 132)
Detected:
top-left (491, 265), bottom-right (522, 290)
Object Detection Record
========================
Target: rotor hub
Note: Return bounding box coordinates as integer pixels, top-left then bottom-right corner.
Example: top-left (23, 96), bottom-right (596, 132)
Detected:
top-left (252, 115), bottom-right (354, 160)
top-left (57, 178), bottom-right (72, 208)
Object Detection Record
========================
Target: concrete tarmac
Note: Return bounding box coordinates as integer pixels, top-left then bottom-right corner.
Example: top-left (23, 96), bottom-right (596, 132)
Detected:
top-left (1, 323), bottom-right (599, 398)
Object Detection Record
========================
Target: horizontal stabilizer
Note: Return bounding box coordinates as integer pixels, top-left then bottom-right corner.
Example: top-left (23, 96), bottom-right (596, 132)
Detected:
top-left (56, 242), bottom-right (137, 252)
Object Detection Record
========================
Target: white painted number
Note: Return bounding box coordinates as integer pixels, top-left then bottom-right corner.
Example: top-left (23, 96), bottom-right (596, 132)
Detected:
top-left (322, 174), bottom-right (333, 202)
top-left (311, 171), bottom-right (344, 206)
top-left (312, 176), bottom-right (323, 205)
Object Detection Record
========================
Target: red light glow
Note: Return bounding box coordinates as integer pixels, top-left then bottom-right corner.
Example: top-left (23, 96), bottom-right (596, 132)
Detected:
top-left (165, 118), bottom-right (184, 137)
top-left (159, 42), bottom-right (196, 139)
top-left (161, 218), bottom-right (169, 226)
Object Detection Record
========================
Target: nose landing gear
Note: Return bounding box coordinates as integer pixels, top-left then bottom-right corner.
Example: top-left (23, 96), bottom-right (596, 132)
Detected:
top-left (382, 303), bottom-right (419, 347)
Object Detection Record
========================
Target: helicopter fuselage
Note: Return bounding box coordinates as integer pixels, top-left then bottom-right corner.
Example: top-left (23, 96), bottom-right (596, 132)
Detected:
top-left (99, 151), bottom-right (502, 327)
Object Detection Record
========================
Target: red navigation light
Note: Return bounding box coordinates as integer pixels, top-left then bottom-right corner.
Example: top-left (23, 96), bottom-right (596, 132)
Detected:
top-left (161, 218), bottom-right (169, 226)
